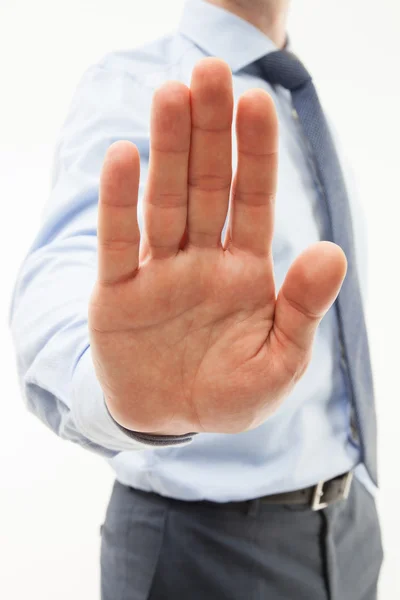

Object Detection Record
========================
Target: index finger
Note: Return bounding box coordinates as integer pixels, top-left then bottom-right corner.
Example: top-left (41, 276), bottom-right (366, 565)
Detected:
top-left (226, 89), bottom-right (278, 258)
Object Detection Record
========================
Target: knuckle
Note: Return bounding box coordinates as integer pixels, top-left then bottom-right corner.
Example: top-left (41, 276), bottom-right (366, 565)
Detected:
top-left (99, 239), bottom-right (137, 252)
top-left (150, 191), bottom-right (187, 208)
top-left (189, 173), bottom-right (231, 192)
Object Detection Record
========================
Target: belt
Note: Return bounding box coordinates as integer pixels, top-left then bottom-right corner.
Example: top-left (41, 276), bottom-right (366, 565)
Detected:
top-left (199, 471), bottom-right (354, 512)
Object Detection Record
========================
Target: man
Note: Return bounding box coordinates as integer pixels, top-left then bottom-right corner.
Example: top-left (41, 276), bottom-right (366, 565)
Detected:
top-left (8, 0), bottom-right (383, 598)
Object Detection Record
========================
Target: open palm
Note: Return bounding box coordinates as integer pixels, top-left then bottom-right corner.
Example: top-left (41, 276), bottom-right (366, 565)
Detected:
top-left (88, 58), bottom-right (347, 436)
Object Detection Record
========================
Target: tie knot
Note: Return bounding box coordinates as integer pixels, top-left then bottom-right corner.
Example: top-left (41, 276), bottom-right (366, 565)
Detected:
top-left (257, 50), bottom-right (312, 91)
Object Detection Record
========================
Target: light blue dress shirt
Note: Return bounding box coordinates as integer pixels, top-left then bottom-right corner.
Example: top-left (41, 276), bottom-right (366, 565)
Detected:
top-left (9, 0), bottom-right (376, 501)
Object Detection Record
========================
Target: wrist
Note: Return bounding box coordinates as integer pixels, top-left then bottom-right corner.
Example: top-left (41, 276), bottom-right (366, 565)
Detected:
top-left (103, 395), bottom-right (196, 439)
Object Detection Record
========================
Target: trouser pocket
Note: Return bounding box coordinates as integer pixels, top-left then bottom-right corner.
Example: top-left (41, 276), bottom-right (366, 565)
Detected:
top-left (100, 481), bottom-right (168, 600)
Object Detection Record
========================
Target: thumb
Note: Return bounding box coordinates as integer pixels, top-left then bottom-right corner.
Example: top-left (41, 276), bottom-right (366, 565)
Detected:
top-left (270, 241), bottom-right (347, 371)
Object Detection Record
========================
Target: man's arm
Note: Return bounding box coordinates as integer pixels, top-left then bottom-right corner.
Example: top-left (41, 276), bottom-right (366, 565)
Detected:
top-left (9, 55), bottom-right (347, 452)
top-left (8, 61), bottom-right (194, 456)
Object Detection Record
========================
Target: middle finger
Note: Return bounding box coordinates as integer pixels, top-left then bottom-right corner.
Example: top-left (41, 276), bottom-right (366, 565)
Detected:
top-left (186, 58), bottom-right (234, 250)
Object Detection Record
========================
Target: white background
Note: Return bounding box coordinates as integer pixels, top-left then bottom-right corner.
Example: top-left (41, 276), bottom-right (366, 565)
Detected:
top-left (1, 0), bottom-right (399, 598)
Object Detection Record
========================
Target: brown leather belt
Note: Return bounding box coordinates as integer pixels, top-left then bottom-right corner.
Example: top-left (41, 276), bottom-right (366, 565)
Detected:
top-left (199, 471), bottom-right (354, 512)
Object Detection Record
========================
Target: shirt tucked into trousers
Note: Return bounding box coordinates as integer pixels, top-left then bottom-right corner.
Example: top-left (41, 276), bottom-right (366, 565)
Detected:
top-left (100, 477), bottom-right (383, 600)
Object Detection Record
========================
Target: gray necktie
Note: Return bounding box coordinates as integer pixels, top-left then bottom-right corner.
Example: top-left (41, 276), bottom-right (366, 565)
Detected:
top-left (256, 49), bottom-right (378, 486)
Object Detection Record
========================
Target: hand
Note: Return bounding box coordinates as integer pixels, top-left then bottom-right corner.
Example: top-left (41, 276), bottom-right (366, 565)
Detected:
top-left (88, 58), bottom-right (347, 436)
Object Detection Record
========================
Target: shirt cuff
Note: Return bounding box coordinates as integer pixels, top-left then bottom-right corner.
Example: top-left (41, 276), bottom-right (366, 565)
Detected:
top-left (71, 346), bottom-right (198, 452)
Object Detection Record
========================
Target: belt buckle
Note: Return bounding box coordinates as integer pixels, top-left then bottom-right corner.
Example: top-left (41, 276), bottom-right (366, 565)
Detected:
top-left (311, 471), bottom-right (354, 511)
top-left (311, 481), bottom-right (329, 511)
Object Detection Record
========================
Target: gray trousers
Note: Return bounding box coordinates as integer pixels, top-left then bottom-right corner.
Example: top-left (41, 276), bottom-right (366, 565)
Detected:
top-left (100, 476), bottom-right (383, 600)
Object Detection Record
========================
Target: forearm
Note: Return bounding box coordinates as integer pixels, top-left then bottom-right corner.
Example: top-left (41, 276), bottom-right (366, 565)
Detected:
top-left (9, 229), bottom-right (196, 455)
top-left (8, 61), bottom-right (200, 456)
top-left (8, 62), bottom-right (193, 455)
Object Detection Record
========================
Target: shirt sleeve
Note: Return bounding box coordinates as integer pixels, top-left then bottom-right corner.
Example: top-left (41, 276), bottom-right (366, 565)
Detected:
top-left (8, 60), bottom-right (197, 457)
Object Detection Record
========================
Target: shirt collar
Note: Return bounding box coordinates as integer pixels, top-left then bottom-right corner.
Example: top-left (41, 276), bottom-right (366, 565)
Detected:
top-left (178, 0), bottom-right (289, 73)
